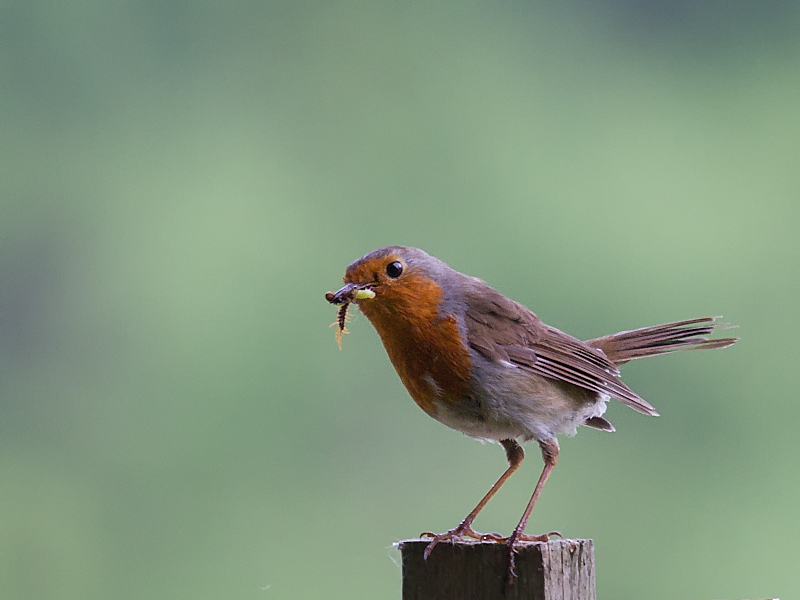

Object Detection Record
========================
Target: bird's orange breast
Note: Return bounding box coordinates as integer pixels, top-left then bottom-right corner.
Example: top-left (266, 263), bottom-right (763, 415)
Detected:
top-left (355, 274), bottom-right (472, 416)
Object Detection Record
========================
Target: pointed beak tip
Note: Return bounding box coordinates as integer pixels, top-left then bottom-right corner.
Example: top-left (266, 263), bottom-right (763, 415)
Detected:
top-left (327, 282), bottom-right (375, 305)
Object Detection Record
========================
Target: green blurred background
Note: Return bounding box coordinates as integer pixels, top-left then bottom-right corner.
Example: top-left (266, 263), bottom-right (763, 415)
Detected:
top-left (1, 1), bottom-right (798, 598)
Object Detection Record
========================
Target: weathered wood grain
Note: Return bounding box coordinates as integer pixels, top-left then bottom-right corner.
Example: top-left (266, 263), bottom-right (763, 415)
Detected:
top-left (399, 538), bottom-right (595, 600)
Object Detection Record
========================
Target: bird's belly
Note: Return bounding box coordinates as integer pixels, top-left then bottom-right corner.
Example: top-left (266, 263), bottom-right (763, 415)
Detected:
top-left (429, 394), bottom-right (532, 441)
top-left (449, 358), bottom-right (608, 443)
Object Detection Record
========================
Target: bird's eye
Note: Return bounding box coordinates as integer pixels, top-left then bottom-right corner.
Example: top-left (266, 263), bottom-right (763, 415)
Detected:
top-left (386, 261), bottom-right (403, 278)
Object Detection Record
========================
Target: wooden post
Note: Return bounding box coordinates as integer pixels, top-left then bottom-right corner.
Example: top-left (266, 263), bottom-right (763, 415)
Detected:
top-left (399, 538), bottom-right (595, 600)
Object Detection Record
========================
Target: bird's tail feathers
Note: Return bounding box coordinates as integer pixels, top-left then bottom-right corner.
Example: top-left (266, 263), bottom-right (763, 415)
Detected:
top-left (586, 317), bottom-right (738, 366)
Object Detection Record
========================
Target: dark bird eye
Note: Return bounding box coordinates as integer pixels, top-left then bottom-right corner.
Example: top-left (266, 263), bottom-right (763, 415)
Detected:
top-left (386, 261), bottom-right (403, 278)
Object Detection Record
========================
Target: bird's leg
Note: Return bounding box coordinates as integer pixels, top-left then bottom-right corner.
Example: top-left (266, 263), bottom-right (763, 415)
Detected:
top-left (421, 439), bottom-right (524, 559)
top-left (503, 438), bottom-right (561, 586)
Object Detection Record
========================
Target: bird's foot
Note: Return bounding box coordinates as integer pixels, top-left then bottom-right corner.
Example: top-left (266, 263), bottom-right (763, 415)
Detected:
top-left (476, 529), bottom-right (561, 544)
top-left (502, 529), bottom-right (563, 586)
top-left (420, 521), bottom-right (488, 560)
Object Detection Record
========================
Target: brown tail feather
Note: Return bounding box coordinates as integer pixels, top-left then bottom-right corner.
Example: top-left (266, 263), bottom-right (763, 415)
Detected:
top-left (583, 416), bottom-right (616, 432)
top-left (586, 317), bottom-right (738, 367)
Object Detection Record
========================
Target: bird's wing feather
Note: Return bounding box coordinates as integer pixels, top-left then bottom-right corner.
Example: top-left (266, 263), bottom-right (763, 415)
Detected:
top-left (463, 285), bottom-right (658, 416)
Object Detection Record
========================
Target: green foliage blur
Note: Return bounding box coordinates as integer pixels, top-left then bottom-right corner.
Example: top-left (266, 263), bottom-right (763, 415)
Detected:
top-left (1, 1), bottom-right (798, 598)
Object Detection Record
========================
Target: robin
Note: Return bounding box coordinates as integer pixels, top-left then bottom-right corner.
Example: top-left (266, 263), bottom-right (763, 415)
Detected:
top-left (325, 246), bottom-right (737, 583)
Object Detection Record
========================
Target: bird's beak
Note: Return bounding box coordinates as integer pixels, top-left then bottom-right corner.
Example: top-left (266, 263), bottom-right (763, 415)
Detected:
top-left (325, 282), bottom-right (376, 305)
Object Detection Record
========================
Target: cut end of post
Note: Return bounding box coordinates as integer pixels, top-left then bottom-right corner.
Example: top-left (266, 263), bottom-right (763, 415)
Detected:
top-left (398, 538), bottom-right (595, 600)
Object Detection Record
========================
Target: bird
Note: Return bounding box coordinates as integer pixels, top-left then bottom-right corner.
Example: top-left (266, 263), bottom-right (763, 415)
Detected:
top-left (325, 246), bottom-right (737, 584)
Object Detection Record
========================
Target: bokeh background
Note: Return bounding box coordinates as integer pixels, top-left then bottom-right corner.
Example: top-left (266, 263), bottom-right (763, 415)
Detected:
top-left (2, 1), bottom-right (798, 598)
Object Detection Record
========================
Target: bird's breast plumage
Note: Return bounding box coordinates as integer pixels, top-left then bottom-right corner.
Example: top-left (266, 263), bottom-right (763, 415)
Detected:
top-left (356, 273), bottom-right (473, 417)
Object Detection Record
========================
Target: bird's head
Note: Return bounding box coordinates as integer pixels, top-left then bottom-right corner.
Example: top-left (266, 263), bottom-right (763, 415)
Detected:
top-left (326, 246), bottom-right (455, 326)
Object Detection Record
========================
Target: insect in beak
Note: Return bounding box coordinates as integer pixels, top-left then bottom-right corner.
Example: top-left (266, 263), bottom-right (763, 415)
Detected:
top-left (325, 285), bottom-right (376, 349)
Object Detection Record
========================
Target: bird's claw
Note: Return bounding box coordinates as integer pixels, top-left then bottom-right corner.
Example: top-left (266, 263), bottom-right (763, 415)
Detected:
top-left (516, 530), bottom-right (562, 543)
top-left (503, 530), bottom-right (562, 587)
top-left (420, 522), bottom-right (486, 560)
top-left (478, 529), bottom-right (561, 545)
